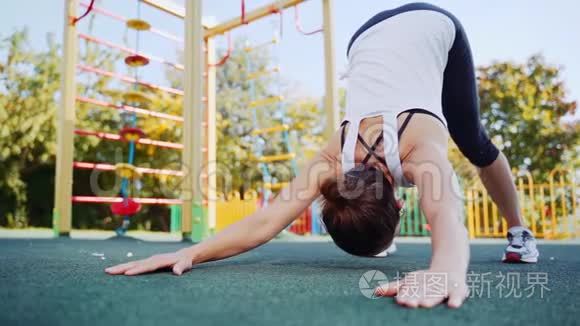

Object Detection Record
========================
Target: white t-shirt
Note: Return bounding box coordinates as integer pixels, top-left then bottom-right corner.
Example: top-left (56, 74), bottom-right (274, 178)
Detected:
top-left (341, 10), bottom-right (456, 186)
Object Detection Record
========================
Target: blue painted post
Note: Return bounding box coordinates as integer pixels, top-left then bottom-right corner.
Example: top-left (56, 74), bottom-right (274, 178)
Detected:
top-left (311, 201), bottom-right (321, 235)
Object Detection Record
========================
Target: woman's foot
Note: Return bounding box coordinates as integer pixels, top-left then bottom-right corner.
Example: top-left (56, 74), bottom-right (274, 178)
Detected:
top-left (502, 226), bottom-right (539, 263)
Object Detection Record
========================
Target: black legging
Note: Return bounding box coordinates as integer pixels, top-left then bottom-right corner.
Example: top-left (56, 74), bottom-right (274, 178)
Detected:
top-left (347, 2), bottom-right (499, 167)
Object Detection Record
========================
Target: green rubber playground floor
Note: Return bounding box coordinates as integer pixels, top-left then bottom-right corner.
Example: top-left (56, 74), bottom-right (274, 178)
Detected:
top-left (0, 238), bottom-right (578, 326)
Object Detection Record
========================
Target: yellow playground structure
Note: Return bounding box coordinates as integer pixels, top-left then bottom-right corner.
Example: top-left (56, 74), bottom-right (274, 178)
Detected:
top-left (52, 0), bottom-right (577, 241)
top-left (53, 0), bottom-right (339, 241)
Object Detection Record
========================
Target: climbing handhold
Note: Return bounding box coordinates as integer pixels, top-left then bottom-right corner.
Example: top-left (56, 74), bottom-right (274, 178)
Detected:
top-left (125, 54), bottom-right (150, 67)
top-left (115, 163), bottom-right (142, 180)
top-left (126, 19), bottom-right (151, 31)
top-left (122, 91), bottom-right (151, 106)
top-left (119, 126), bottom-right (145, 142)
top-left (110, 198), bottom-right (141, 216)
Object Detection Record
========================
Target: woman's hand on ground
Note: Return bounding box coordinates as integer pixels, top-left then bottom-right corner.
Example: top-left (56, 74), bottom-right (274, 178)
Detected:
top-left (374, 269), bottom-right (469, 309)
top-left (105, 249), bottom-right (193, 276)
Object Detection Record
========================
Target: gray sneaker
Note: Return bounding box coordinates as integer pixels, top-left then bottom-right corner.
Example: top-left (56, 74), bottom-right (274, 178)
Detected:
top-left (502, 227), bottom-right (539, 263)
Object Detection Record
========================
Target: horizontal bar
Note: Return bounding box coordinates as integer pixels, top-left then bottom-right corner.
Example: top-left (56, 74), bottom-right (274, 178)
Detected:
top-left (74, 129), bottom-right (187, 150)
top-left (244, 38), bottom-right (279, 53)
top-left (73, 161), bottom-right (184, 177)
top-left (81, 96), bottom-right (173, 122)
top-left (76, 64), bottom-right (185, 96)
top-left (249, 95), bottom-right (284, 108)
top-left (78, 33), bottom-right (184, 71)
top-left (251, 124), bottom-right (289, 135)
top-left (76, 96), bottom-right (207, 127)
top-left (247, 66), bottom-right (280, 80)
top-left (73, 196), bottom-right (183, 205)
top-left (205, 0), bottom-right (307, 39)
top-left (77, 96), bottom-right (183, 122)
top-left (80, 2), bottom-right (183, 43)
top-left (256, 153), bottom-right (296, 163)
top-left (141, 0), bottom-right (185, 19)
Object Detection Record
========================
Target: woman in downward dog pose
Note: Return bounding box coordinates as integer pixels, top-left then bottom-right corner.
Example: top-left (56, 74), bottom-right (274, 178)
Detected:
top-left (106, 3), bottom-right (539, 308)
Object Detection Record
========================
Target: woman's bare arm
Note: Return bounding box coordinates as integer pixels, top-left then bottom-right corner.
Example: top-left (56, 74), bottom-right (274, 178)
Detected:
top-left (105, 132), bottom-right (341, 276)
top-left (183, 151), bottom-right (336, 265)
top-left (407, 142), bottom-right (469, 271)
top-left (377, 141), bottom-right (470, 308)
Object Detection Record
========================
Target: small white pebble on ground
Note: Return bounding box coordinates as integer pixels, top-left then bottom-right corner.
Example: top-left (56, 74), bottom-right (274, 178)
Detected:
top-left (91, 253), bottom-right (104, 257)
top-left (127, 252), bottom-right (133, 258)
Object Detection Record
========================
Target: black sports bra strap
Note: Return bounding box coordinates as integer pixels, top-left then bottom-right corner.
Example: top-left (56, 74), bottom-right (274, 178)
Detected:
top-left (340, 121), bottom-right (348, 150)
top-left (360, 134), bottom-right (386, 165)
top-left (341, 112), bottom-right (415, 164)
top-left (340, 111), bottom-right (440, 168)
top-left (397, 112), bottom-right (415, 139)
top-left (341, 116), bottom-right (411, 163)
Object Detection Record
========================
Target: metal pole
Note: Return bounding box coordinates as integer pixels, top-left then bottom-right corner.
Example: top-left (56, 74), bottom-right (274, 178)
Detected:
top-left (205, 37), bottom-right (217, 233)
top-left (322, 0), bottom-right (339, 139)
top-left (53, 0), bottom-right (78, 237)
top-left (182, 0), bottom-right (204, 241)
top-left (204, 0), bottom-right (306, 39)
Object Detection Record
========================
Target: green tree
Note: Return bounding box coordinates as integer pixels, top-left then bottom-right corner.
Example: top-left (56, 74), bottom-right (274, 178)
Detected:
top-left (0, 30), bottom-right (60, 227)
top-left (450, 55), bottom-right (578, 183)
top-left (0, 28), bottom-right (129, 228)
top-left (217, 42), bottom-right (330, 195)
top-left (167, 40), bottom-right (326, 196)
top-left (0, 27), bottom-right (177, 230)
top-left (0, 29), bottom-right (326, 229)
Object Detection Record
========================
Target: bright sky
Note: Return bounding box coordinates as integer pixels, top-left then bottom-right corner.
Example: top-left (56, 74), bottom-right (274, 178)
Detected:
top-left (1, 0), bottom-right (579, 119)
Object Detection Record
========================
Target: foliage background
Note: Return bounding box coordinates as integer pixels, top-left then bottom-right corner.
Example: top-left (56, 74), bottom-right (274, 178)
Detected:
top-left (0, 29), bottom-right (577, 230)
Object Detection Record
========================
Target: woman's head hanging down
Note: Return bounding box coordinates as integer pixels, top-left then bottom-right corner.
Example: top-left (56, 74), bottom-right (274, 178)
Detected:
top-left (320, 164), bottom-right (400, 257)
